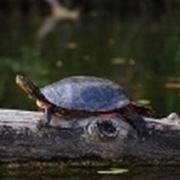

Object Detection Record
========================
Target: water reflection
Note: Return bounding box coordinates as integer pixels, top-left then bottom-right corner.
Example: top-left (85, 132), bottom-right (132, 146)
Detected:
top-left (36, 0), bottom-right (79, 54)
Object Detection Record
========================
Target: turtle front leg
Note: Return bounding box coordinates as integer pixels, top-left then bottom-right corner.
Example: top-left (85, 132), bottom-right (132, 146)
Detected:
top-left (37, 105), bottom-right (53, 128)
top-left (44, 105), bottom-right (54, 126)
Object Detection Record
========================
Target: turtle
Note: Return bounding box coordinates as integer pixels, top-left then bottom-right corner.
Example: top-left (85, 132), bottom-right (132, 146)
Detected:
top-left (15, 75), bottom-right (153, 131)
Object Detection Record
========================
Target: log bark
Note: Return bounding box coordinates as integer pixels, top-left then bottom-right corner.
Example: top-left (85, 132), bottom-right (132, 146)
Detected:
top-left (0, 109), bottom-right (180, 165)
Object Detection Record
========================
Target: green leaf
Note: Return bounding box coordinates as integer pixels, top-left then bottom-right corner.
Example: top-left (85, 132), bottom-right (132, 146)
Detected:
top-left (138, 99), bottom-right (151, 105)
top-left (97, 168), bottom-right (129, 175)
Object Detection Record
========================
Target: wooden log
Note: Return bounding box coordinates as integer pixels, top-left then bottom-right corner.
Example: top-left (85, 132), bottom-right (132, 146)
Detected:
top-left (0, 109), bottom-right (180, 166)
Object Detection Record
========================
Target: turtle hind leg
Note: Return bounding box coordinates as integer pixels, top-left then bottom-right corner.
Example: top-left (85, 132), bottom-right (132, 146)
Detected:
top-left (123, 112), bottom-right (148, 136)
top-left (118, 106), bottom-right (148, 136)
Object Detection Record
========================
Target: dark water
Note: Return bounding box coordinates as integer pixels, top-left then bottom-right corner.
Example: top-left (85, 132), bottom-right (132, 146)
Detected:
top-left (1, 164), bottom-right (180, 179)
top-left (0, 9), bottom-right (180, 178)
top-left (0, 12), bottom-right (179, 116)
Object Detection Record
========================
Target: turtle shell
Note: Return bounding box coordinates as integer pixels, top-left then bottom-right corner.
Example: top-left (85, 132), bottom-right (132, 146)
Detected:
top-left (41, 76), bottom-right (130, 112)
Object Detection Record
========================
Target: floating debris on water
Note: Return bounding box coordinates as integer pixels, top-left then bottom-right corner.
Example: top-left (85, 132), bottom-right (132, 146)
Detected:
top-left (66, 42), bottom-right (78, 49)
top-left (165, 82), bottom-right (180, 89)
top-left (56, 60), bottom-right (63, 68)
top-left (111, 57), bottom-right (126, 65)
top-left (138, 99), bottom-right (151, 105)
top-left (97, 168), bottom-right (129, 175)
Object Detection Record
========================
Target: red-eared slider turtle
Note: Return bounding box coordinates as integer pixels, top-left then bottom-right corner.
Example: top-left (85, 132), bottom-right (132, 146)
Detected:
top-left (16, 75), bottom-right (152, 130)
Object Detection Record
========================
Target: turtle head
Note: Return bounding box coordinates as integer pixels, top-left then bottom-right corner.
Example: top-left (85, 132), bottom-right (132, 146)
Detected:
top-left (15, 75), bottom-right (42, 100)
